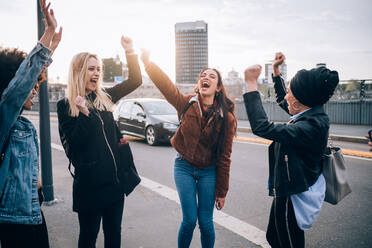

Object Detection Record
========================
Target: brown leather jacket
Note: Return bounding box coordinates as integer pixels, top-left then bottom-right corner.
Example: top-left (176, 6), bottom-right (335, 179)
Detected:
top-left (145, 62), bottom-right (236, 198)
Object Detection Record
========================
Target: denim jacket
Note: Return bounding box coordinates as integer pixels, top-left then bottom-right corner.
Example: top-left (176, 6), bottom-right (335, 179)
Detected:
top-left (0, 42), bottom-right (52, 224)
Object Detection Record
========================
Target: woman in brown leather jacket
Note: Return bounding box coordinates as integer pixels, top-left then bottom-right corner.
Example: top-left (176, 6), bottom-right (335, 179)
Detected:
top-left (141, 51), bottom-right (236, 248)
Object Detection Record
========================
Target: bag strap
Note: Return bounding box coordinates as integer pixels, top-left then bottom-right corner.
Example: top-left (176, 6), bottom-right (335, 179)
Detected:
top-left (68, 160), bottom-right (75, 178)
top-left (179, 101), bottom-right (196, 124)
top-left (0, 134), bottom-right (11, 167)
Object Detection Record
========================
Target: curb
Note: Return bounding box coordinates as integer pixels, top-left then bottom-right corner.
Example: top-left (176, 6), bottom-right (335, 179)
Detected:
top-left (234, 136), bottom-right (372, 159)
top-left (237, 127), bottom-right (368, 145)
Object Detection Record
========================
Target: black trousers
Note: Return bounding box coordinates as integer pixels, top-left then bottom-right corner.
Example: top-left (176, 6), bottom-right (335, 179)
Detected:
top-left (78, 197), bottom-right (125, 248)
top-left (0, 210), bottom-right (49, 248)
top-left (266, 196), bottom-right (304, 248)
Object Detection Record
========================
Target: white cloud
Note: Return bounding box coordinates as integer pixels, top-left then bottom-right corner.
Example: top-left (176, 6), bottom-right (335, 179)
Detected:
top-left (0, 0), bottom-right (371, 82)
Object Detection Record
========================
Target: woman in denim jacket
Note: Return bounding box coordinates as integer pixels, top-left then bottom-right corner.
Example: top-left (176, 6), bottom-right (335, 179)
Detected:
top-left (0, 1), bottom-right (61, 247)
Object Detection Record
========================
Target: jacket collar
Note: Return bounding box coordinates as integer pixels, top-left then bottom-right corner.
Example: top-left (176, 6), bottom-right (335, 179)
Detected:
top-left (188, 94), bottom-right (224, 118)
top-left (293, 105), bottom-right (325, 123)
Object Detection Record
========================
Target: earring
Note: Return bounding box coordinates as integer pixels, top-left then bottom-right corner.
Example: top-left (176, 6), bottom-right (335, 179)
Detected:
top-left (292, 100), bottom-right (301, 111)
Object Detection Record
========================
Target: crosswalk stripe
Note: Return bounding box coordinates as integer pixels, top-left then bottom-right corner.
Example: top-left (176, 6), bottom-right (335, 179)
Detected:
top-left (50, 142), bottom-right (269, 247)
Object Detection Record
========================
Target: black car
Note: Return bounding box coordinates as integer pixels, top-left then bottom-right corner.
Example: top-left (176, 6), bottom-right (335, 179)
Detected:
top-left (114, 98), bottom-right (179, 145)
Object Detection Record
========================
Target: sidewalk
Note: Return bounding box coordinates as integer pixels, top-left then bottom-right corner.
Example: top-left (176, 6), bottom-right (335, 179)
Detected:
top-left (237, 120), bottom-right (370, 144)
top-left (23, 110), bottom-right (370, 144)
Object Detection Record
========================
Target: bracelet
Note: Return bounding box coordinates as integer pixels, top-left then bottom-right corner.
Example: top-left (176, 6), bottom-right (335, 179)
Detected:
top-left (125, 49), bottom-right (135, 55)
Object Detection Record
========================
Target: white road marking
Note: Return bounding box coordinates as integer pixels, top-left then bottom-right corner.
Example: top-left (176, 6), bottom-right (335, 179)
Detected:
top-left (235, 140), bottom-right (372, 162)
top-left (234, 140), bottom-right (269, 147)
top-left (50, 142), bottom-right (270, 248)
top-left (140, 177), bottom-right (270, 248)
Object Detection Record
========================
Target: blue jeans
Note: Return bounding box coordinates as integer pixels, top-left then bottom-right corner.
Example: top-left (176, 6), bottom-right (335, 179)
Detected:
top-left (174, 154), bottom-right (216, 248)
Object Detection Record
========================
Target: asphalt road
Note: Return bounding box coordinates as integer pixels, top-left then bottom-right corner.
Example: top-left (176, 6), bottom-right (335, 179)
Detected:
top-left (28, 116), bottom-right (372, 248)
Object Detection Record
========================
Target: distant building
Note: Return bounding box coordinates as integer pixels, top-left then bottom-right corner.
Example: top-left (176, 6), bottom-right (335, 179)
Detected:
top-left (316, 63), bottom-right (326, 68)
top-left (223, 70), bottom-right (244, 100)
top-left (175, 20), bottom-right (208, 84)
top-left (264, 62), bottom-right (287, 84)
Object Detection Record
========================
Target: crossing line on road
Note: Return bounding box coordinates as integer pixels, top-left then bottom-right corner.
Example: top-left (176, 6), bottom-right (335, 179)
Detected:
top-left (140, 177), bottom-right (270, 248)
top-left (50, 142), bottom-right (270, 248)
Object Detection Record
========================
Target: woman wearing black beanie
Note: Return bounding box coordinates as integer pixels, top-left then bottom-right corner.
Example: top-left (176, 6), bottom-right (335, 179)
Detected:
top-left (243, 53), bottom-right (339, 248)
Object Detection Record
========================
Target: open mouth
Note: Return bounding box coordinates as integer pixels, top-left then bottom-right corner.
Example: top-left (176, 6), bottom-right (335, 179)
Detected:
top-left (90, 79), bottom-right (98, 83)
top-left (201, 81), bottom-right (210, 88)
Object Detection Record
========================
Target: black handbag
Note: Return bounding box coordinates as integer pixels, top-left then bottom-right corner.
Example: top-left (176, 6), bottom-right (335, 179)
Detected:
top-left (117, 138), bottom-right (141, 196)
top-left (322, 145), bottom-right (352, 205)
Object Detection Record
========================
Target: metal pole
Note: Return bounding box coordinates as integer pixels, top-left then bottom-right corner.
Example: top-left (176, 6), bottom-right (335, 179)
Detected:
top-left (37, 0), bottom-right (55, 203)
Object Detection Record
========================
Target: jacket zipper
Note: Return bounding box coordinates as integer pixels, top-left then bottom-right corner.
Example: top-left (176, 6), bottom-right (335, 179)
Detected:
top-left (273, 148), bottom-right (283, 248)
top-left (96, 112), bottom-right (120, 184)
top-left (284, 155), bottom-right (291, 181)
top-left (273, 189), bottom-right (284, 247)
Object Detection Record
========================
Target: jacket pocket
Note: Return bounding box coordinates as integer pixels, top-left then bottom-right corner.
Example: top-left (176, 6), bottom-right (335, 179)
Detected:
top-left (10, 129), bottom-right (32, 157)
top-left (0, 176), bottom-right (16, 212)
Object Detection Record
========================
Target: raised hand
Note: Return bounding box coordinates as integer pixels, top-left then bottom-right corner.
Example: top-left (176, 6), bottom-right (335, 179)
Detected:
top-left (120, 35), bottom-right (134, 52)
top-left (273, 52), bottom-right (285, 76)
top-left (74, 96), bottom-right (89, 116)
top-left (39, 0), bottom-right (60, 50)
top-left (244, 65), bottom-right (262, 92)
top-left (41, 0), bottom-right (57, 31)
top-left (50, 27), bottom-right (63, 54)
top-left (140, 49), bottom-right (150, 66)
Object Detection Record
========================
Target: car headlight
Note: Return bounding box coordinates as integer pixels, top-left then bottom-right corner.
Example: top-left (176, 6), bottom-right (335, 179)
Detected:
top-left (163, 122), bottom-right (178, 129)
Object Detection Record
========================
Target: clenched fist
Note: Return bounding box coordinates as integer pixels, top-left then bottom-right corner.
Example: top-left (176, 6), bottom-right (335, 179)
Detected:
top-left (273, 52), bottom-right (285, 76)
top-left (74, 96), bottom-right (89, 116)
top-left (121, 35), bottom-right (134, 52)
top-left (244, 65), bottom-right (262, 93)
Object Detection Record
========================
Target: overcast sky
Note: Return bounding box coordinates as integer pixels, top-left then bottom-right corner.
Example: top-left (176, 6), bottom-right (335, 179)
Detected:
top-left (1, 0), bottom-right (371, 83)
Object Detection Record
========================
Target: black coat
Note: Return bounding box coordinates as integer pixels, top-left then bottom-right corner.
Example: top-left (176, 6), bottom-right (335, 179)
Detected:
top-left (243, 78), bottom-right (329, 197)
top-left (57, 54), bottom-right (142, 212)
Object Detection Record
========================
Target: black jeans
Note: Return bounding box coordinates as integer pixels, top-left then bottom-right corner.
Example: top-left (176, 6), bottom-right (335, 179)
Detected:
top-left (266, 196), bottom-right (304, 248)
top-left (0, 210), bottom-right (49, 248)
top-left (78, 197), bottom-right (125, 248)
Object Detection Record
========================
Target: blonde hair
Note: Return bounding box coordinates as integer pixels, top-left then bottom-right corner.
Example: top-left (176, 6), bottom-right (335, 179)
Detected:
top-left (67, 52), bottom-right (113, 117)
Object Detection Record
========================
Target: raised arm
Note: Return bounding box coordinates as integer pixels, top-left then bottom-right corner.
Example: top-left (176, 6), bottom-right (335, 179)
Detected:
top-left (272, 52), bottom-right (290, 114)
top-left (105, 36), bottom-right (142, 103)
top-left (141, 50), bottom-right (189, 113)
top-left (243, 65), bottom-right (321, 147)
top-left (0, 0), bottom-right (61, 151)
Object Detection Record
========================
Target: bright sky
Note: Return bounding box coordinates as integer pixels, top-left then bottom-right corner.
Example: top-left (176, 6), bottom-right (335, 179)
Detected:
top-left (1, 0), bottom-right (371, 83)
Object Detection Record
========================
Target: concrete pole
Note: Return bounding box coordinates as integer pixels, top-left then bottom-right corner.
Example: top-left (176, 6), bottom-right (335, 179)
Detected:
top-left (37, 0), bottom-right (55, 203)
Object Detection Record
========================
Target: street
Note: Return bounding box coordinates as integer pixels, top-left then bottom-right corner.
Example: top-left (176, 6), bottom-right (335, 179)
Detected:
top-left (30, 117), bottom-right (372, 248)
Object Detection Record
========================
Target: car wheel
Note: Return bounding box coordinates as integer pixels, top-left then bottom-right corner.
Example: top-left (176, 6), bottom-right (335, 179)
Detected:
top-left (146, 126), bottom-right (158, 146)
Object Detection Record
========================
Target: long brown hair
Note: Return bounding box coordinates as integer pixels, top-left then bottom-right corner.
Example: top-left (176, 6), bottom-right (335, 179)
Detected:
top-left (197, 68), bottom-right (237, 160)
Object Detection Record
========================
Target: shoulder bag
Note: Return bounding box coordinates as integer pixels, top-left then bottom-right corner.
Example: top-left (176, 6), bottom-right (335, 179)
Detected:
top-left (322, 140), bottom-right (352, 205)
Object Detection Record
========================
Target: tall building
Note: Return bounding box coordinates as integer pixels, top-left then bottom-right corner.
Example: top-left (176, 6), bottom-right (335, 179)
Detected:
top-left (316, 63), bottom-right (326, 68)
top-left (264, 62), bottom-right (287, 84)
top-left (175, 21), bottom-right (208, 84)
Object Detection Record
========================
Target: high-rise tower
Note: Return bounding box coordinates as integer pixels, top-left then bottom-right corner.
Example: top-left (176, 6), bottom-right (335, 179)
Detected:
top-left (175, 21), bottom-right (208, 84)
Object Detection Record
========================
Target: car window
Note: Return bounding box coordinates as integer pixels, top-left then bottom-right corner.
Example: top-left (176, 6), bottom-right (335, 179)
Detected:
top-left (131, 103), bottom-right (145, 118)
top-left (119, 102), bottom-right (133, 118)
top-left (142, 101), bottom-right (177, 115)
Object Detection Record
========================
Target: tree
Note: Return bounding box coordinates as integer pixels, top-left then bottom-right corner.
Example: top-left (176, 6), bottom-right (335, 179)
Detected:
top-left (102, 55), bottom-right (123, 82)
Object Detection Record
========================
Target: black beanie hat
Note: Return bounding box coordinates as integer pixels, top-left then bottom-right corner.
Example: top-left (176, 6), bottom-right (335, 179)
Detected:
top-left (289, 66), bottom-right (339, 107)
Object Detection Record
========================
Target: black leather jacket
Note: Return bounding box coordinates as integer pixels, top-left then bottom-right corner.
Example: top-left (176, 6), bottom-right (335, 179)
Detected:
top-left (57, 54), bottom-right (142, 212)
top-left (244, 76), bottom-right (329, 197)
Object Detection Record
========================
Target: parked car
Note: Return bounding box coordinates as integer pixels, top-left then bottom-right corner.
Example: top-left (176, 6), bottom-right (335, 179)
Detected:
top-left (114, 98), bottom-right (179, 145)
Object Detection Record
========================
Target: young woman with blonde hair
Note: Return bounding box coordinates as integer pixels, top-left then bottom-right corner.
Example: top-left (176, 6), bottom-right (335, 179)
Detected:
top-left (57, 36), bottom-right (142, 248)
